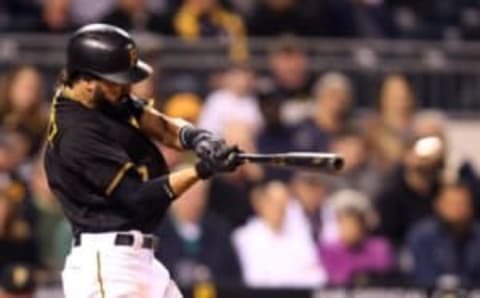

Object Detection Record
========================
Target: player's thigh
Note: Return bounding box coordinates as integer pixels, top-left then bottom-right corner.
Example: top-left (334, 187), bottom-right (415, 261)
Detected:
top-left (63, 247), bottom-right (146, 298)
top-left (151, 259), bottom-right (183, 298)
top-left (162, 280), bottom-right (183, 298)
top-left (62, 250), bottom-right (91, 298)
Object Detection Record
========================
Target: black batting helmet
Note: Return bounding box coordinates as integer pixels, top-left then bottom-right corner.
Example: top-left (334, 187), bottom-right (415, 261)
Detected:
top-left (66, 23), bottom-right (152, 84)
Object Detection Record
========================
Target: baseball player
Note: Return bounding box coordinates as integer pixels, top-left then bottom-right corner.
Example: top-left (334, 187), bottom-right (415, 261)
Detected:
top-left (44, 24), bottom-right (242, 298)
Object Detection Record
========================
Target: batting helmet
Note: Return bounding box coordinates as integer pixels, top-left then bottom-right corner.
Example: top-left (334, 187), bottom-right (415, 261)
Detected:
top-left (66, 23), bottom-right (152, 84)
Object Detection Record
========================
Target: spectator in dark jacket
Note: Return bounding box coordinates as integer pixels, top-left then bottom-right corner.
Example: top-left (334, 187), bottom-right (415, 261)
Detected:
top-left (292, 72), bottom-right (354, 152)
top-left (155, 181), bottom-right (241, 286)
top-left (407, 184), bottom-right (480, 287)
top-left (0, 192), bottom-right (40, 271)
top-left (263, 37), bottom-right (315, 106)
top-left (256, 90), bottom-right (295, 181)
top-left (376, 135), bottom-right (445, 247)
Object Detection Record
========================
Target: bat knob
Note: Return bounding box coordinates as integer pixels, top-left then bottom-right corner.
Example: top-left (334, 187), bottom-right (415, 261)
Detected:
top-left (330, 156), bottom-right (345, 172)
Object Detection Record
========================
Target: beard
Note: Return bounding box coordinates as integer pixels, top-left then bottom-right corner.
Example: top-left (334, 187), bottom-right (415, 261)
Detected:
top-left (93, 86), bottom-right (132, 119)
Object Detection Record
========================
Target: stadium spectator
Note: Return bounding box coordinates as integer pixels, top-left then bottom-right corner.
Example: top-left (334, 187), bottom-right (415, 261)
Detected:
top-left (413, 110), bottom-right (447, 139)
top-left (208, 122), bottom-right (262, 228)
top-left (293, 72), bottom-right (354, 152)
top-left (101, 0), bottom-right (164, 33)
top-left (29, 159), bottom-right (71, 274)
top-left (262, 37), bottom-right (314, 112)
top-left (0, 130), bottom-right (35, 227)
top-left (287, 172), bottom-right (333, 243)
top-left (198, 64), bottom-right (263, 136)
top-left (247, 0), bottom-right (327, 37)
top-left (0, 130), bottom-right (31, 182)
top-left (155, 181), bottom-right (241, 286)
top-left (320, 190), bottom-right (393, 286)
top-left (410, 110), bottom-right (480, 217)
top-left (376, 136), bottom-right (445, 247)
top-left (36, 0), bottom-right (73, 33)
top-left (3, 1), bottom-right (41, 31)
top-left (163, 93), bottom-right (203, 124)
top-left (366, 74), bottom-right (416, 173)
top-left (0, 66), bottom-right (48, 155)
top-left (327, 131), bottom-right (382, 197)
top-left (0, 263), bottom-right (35, 298)
top-left (162, 0), bottom-right (248, 61)
top-left (255, 90), bottom-right (295, 181)
top-left (407, 184), bottom-right (480, 287)
top-left (233, 181), bottom-right (327, 288)
top-left (323, 0), bottom-right (396, 38)
top-left (0, 192), bottom-right (40, 271)
top-left (69, 0), bottom-right (115, 26)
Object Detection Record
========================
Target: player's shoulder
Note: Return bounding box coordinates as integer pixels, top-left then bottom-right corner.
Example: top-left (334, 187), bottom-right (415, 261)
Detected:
top-left (55, 98), bottom-right (100, 125)
top-left (61, 119), bottom-right (110, 145)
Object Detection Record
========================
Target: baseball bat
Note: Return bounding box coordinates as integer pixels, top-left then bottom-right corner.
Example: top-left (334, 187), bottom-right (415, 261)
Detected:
top-left (235, 152), bottom-right (344, 173)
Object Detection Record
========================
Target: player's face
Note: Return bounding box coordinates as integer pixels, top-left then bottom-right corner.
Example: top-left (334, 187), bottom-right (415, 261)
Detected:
top-left (94, 80), bottom-right (131, 105)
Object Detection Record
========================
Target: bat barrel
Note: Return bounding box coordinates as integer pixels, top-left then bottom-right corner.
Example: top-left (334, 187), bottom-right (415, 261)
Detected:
top-left (236, 152), bottom-right (344, 173)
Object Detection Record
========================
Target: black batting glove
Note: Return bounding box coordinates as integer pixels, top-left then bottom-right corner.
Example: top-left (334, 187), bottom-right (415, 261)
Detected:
top-left (179, 126), bottom-right (227, 159)
top-left (195, 145), bottom-right (244, 179)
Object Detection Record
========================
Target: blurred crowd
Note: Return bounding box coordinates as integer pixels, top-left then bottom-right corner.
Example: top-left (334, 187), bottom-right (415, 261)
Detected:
top-left (4, 0), bottom-right (480, 61)
top-left (1, 0), bottom-right (480, 296)
top-left (5, 0), bottom-right (480, 39)
top-left (2, 38), bottom-right (480, 293)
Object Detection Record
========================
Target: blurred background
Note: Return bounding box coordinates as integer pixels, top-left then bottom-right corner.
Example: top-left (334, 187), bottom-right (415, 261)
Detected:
top-left (3, 0), bottom-right (480, 297)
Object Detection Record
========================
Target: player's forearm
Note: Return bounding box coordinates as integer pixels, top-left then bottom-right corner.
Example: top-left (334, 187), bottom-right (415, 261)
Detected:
top-left (139, 106), bottom-right (189, 150)
top-left (112, 167), bottom-right (201, 216)
top-left (167, 166), bottom-right (201, 197)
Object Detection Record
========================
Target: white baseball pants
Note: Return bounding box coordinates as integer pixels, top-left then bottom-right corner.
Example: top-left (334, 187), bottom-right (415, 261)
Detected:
top-left (62, 231), bottom-right (182, 298)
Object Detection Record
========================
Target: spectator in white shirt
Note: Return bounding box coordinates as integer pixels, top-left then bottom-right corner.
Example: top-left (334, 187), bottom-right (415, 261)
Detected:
top-left (232, 181), bottom-right (327, 288)
top-left (286, 172), bottom-right (339, 244)
top-left (198, 64), bottom-right (264, 136)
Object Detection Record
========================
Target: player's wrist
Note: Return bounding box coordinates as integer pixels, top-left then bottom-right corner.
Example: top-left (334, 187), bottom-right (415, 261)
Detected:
top-left (195, 160), bottom-right (213, 180)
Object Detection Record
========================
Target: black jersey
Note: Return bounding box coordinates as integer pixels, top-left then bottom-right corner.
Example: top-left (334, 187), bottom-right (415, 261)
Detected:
top-left (44, 94), bottom-right (170, 235)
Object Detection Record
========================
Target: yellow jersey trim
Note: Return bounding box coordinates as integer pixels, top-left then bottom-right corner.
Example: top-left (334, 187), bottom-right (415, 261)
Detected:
top-left (105, 162), bottom-right (135, 196)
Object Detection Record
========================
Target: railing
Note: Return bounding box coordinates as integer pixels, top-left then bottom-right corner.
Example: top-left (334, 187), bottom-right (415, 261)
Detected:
top-left (1, 34), bottom-right (480, 113)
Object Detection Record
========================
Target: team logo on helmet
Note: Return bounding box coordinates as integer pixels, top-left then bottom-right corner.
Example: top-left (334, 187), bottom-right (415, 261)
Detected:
top-left (129, 46), bottom-right (138, 67)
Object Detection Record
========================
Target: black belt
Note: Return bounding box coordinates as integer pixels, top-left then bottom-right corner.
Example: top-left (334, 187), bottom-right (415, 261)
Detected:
top-left (73, 233), bottom-right (158, 250)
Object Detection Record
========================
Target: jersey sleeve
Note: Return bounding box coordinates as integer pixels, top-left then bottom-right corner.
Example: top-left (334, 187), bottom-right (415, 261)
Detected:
top-left (58, 122), bottom-right (138, 196)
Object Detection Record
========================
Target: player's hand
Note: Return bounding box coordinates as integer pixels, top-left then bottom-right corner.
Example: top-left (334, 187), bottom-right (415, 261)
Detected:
top-left (180, 126), bottom-right (227, 159)
top-left (194, 134), bottom-right (229, 160)
top-left (195, 145), bottom-right (244, 179)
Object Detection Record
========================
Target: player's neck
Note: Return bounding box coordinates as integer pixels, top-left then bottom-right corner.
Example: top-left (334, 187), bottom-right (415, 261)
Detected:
top-left (62, 85), bottom-right (96, 109)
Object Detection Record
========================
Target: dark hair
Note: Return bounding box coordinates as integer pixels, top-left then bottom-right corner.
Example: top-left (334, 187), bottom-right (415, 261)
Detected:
top-left (56, 69), bottom-right (98, 88)
top-left (269, 35), bottom-right (306, 56)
